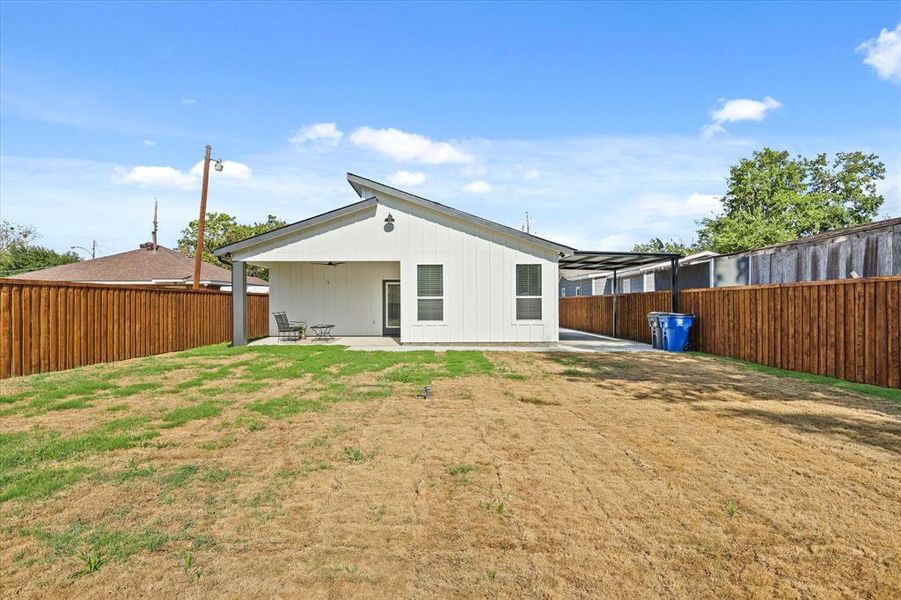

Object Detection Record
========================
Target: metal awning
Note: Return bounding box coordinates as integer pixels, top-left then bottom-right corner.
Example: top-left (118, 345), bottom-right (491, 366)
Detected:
top-left (559, 251), bottom-right (684, 336)
top-left (558, 251), bottom-right (681, 273)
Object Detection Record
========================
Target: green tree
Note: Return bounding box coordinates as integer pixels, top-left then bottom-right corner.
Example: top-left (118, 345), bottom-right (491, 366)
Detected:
top-left (697, 148), bottom-right (885, 253)
top-left (177, 213), bottom-right (286, 280)
top-left (0, 219), bottom-right (38, 254)
top-left (0, 220), bottom-right (81, 277)
top-left (632, 238), bottom-right (699, 257)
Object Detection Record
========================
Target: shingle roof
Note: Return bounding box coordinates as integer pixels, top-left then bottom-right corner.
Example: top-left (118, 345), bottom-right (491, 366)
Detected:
top-left (5, 245), bottom-right (268, 286)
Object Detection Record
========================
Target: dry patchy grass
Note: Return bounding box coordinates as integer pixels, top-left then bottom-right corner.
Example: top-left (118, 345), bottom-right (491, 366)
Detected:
top-left (0, 344), bottom-right (899, 598)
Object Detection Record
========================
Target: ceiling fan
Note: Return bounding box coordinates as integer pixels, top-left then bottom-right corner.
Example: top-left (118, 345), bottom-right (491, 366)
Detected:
top-left (312, 261), bottom-right (346, 267)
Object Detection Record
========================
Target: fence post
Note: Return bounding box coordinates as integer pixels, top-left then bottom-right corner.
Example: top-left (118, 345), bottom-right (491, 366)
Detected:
top-left (612, 269), bottom-right (618, 338)
top-left (671, 257), bottom-right (679, 312)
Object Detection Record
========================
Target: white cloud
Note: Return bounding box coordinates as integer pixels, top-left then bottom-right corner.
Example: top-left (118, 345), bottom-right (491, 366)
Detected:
top-left (117, 165), bottom-right (196, 189)
top-left (350, 126), bottom-right (473, 164)
top-left (637, 192), bottom-right (721, 217)
top-left (702, 96), bottom-right (782, 137)
top-left (116, 159), bottom-right (252, 190)
top-left (387, 170), bottom-right (426, 187)
top-left (289, 122), bottom-right (344, 145)
top-left (180, 97), bottom-right (196, 106)
top-left (463, 180), bottom-right (492, 193)
top-left (142, 139), bottom-right (155, 147)
top-left (856, 24), bottom-right (901, 83)
top-left (524, 169), bottom-right (541, 181)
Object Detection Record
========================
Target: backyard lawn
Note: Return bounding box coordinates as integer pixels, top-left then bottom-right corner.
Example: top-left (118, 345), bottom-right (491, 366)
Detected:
top-left (1, 344), bottom-right (899, 598)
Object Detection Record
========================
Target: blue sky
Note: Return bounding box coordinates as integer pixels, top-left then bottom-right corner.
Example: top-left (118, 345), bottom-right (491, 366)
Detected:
top-left (1, 1), bottom-right (899, 256)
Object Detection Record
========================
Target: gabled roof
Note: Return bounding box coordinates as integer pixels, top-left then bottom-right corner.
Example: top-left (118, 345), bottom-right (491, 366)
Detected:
top-left (214, 196), bottom-right (378, 257)
top-left (346, 173), bottom-right (574, 253)
top-left (215, 174), bottom-right (574, 257)
top-left (6, 245), bottom-right (268, 286)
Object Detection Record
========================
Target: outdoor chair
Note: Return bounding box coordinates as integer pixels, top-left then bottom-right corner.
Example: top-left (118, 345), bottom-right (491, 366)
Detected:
top-left (273, 311), bottom-right (306, 342)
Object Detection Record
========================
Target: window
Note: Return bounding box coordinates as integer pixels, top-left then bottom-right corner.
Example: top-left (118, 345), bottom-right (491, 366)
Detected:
top-left (516, 264), bottom-right (542, 320)
top-left (417, 264), bottom-right (443, 321)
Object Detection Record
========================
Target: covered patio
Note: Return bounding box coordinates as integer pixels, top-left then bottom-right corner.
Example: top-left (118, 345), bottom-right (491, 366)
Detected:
top-left (262, 260), bottom-right (402, 338)
top-left (558, 250), bottom-right (682, 338)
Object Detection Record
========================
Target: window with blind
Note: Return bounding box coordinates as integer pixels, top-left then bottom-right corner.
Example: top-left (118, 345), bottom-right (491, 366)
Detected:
top-left (417, 264), bottom-right (443, 321)
top-left (516, 264), bottom-right (542, 320)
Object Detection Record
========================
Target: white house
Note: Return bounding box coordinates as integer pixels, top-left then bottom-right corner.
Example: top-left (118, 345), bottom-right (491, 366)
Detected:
top-left (216, 173), bottom-right (575, 345)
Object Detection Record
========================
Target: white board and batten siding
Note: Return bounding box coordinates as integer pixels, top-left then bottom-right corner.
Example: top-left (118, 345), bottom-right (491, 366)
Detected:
top-left (232, 190), bottom-right (561, 343)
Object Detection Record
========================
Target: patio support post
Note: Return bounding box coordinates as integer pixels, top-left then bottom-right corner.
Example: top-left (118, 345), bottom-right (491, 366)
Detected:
top-left (670, 257), bottom-right (679, 313)
top-left (612, 268), bottom-right (618, 338)
top-left (231, 259), bottom-right (247, 346)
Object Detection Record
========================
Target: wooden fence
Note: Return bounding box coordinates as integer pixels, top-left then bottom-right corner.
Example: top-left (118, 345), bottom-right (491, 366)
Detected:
top-left (0, 279), bottom-right (269, 379)
top-left (560, 276), bottom-right (901, 389)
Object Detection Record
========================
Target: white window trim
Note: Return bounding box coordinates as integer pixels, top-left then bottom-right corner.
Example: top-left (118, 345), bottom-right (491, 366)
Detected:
top-left (515, 263), bottom-right (543, 322)
top-left (416, 264), bottom-right (445, 323)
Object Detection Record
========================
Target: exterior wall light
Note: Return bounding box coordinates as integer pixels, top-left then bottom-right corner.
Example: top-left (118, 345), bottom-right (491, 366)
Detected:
top-left (384, 213), bottom-right (395, 232)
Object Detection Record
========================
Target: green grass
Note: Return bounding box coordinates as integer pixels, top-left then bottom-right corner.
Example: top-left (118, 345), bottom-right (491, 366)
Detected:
top-left (343, 446), bottom-right (375, 463)
top-left (481, 487), bottom-right (512, 518)
top-left (158, 464), bottom-right (200, 489)
top-left (109, 458), bottom-right (156, 483)
top-left (0, 417), bottom-right (157, 473)
top-left (0, 467), bottom-right (91, 503)
top-left (31, 520), bottom-right (171, 574)
top-left (160, 401), bottom-right (223, 428)
top-left (447, 463), bottom-right (476, 483)
top-left (172, 344), bottom-right (496, 385)
top-left (247, 395), bottom-right (325, 418)
top-left (0, 344), bottom-right (497, 506)
top-left (0, 418), bottom-right (158, 503)
top-left (697, 353), bottom-right (901, 402)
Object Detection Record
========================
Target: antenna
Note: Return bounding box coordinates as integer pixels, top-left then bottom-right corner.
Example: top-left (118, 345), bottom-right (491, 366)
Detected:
top-left (521, 211), bottom-right (532, 234)
top-left (152, 198), bottom-right (159, 250)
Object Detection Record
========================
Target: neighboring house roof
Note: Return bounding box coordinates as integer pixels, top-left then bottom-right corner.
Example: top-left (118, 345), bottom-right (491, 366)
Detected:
top-left (215, 173), bottom-right (575, 257)
top-left (5, 245), bottom-right (268, 286)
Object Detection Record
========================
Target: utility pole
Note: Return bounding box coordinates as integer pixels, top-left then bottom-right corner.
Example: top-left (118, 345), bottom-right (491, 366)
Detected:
top-left (193, 145), bottom-right (212, 290)
top-left (192, 146), bottom-right (224, 290)
top-left (521, 211), bottom-right (532, 234)
top-left (152, 199), bottom-right (159, 250)
top-left (70, 240), bottom-right (96, 259)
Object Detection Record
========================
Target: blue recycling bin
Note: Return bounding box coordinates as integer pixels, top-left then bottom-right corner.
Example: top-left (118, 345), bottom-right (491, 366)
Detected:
top-left (659, 313), bottom-right (695, 352)
top-left (646, 312), bottom-right (665, 349)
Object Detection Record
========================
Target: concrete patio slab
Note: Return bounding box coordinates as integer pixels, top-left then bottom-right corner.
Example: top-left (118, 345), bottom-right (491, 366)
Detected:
top-left (248, 328), bottom-right (654, 353)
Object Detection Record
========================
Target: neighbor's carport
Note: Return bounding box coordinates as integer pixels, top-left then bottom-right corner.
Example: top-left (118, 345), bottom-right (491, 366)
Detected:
top-left (558, 251), bottom-right (681, 338)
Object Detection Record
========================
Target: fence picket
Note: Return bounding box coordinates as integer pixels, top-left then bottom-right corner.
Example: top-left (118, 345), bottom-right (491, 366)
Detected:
top-left (0, 280), bottom-right (269, 378)
top-left (561, 277), bottom-right (900, 388)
